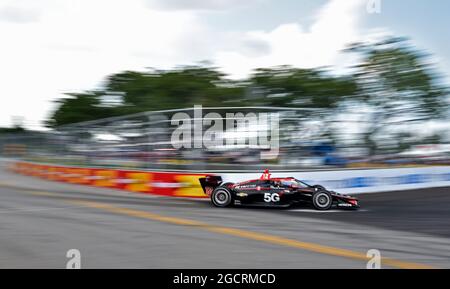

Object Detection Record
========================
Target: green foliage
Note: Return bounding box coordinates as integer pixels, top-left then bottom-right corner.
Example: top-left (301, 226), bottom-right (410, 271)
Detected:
top-left (348, 38), bottom-right (447, 118)
top-left (48, 66), bottom-right (248, 127)
top-left (46, 92), bottom-right (118, 127)
top-left (46, 38), bottom-right (449, 154)
top-left (250, 66), bottom-right (357, 109)
top-left (0, 126), bottom-right (26, 134)
top-left (104, 67), bottom-right (245, 113)
top-left (47, 65), bottom-right (359, 127)
top-left (346, 37), bottom-right (449, 153)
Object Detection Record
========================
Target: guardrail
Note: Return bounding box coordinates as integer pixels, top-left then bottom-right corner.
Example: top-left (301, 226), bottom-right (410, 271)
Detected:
top-left (221, 167), bottom-right (450, 194)
top-left (10, 161), bottom-right (450, 197)
top-left (10, 162), bottom-right (208, 198)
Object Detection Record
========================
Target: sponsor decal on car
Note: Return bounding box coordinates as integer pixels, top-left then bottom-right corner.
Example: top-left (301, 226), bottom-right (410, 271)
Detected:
top-left (236, 193), bottom-right (248, 197)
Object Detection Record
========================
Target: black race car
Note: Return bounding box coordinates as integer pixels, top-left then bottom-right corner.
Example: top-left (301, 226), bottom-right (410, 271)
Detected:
top-left (199, 170), bottom-right (359, 210)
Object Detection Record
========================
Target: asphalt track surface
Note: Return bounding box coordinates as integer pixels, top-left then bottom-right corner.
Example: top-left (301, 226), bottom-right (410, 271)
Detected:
top-left (0, 161), bottom-right (449, 269)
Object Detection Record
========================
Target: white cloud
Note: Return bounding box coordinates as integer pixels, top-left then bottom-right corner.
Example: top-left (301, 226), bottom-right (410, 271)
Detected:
top-left (0, 0), bottom-right (43, 23)
top-left (0, 0), bottom-right (368, 129)
top-left (0, 6), bottom-right (40, 23)
top-left (0, 0), bottom-right (203, 129)
top-left (145, 0), bottom-right (263, 11)
top-left (214, 0), bottom-right (365, 78)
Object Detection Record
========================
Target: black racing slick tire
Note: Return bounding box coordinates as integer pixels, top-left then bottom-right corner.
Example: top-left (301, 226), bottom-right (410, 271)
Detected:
top-left (312, 190), bottom-right (333, 210)
top-left (211, 187), bottom-right (233, 208)
top-left (221, 183), bottom-right (235, 189)
top-left (312, 185), bottom-right (326, 191)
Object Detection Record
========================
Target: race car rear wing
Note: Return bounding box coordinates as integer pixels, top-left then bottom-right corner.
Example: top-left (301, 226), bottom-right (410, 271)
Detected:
top-left (199, 175), bottom-right (223, 196)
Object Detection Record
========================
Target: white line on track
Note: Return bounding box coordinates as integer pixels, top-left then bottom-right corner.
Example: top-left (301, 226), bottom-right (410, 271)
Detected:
top-left (287, 209), bottom-right (369, 213)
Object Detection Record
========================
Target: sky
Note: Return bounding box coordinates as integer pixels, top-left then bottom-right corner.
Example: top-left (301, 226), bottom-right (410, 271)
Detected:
top-left (0, 0), bottom-right (449, 130)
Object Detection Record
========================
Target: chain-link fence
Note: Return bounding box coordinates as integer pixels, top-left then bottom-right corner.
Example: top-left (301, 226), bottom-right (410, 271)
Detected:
top-left (2, 107), bottom-right (448, 171)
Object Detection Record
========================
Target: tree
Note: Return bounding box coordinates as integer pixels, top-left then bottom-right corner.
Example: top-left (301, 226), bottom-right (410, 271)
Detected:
top-left (46, 92), bottom-right (117, 127)
top-left (0, 116), bottom-right (26, 134)
top-left (345, 37), bottom-right (449, 153)
top-left (250, 66), bottom-right (357, 109)
top-left (104, 66), bottom-right (245, 113)
top-left (47, 65), bottom-right (247, 127)
top-left (249, 66), bottom-right (358, 142)
top-left (0, 126), bottom-right (25, 134)
top-left (46, 39), bottom-right (449, 155)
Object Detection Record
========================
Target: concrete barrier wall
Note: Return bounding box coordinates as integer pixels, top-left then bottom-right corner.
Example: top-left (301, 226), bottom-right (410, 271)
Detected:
top-left (10, 162), bottom-right (209, 198)
top-left (221, 166), bottom-right (450, 194)
top-left (10, 161), bottom-right (450, 197)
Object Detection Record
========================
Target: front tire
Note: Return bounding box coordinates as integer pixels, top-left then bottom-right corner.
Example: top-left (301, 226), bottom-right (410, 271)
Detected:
top-left (211, 187), bottom-right (233, 208)
top-left (312, 185), bottom-right (326, 191)
top-left (312, 190), bottom-right (333, 210)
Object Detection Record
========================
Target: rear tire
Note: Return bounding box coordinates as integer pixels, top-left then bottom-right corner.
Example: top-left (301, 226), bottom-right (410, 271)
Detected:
top-left (312, 190), bottom-right (333, 210)
top-left (221, 182), bottom-right (235, 189)
top-left (211, 187), bottom-right (233, 208)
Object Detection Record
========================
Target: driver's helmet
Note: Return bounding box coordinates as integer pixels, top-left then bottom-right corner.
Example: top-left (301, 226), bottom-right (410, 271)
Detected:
top-left (273, 180), bottom-right (281, 187)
